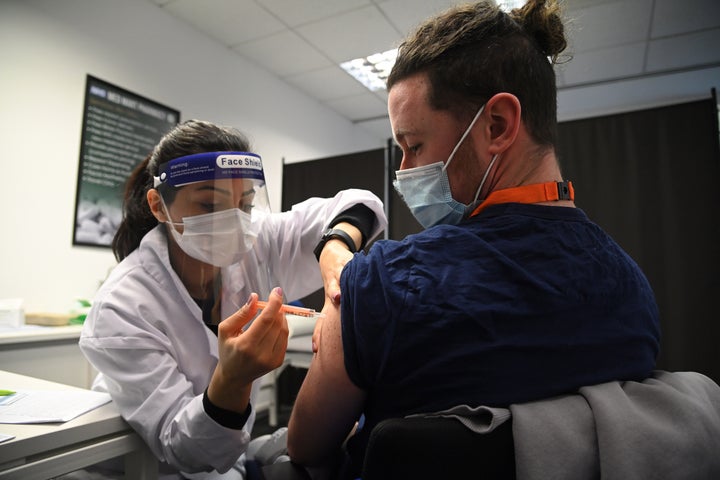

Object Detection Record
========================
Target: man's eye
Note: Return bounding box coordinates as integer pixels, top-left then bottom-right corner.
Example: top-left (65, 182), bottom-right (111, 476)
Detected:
top-left (241, 204), bottom-right (254, 214)
top-left (409, 144), bottom-right (421, 153)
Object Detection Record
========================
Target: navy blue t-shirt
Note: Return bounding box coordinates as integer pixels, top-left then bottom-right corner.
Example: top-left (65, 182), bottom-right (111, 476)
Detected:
top-left (340, 203), bottom-right (660, 477)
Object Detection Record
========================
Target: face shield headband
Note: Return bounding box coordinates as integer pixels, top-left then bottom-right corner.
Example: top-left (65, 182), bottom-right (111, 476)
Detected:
top-left (153, 151), bottom-right (265, 189)
top-left (153, 150), bottom-right (272, 222)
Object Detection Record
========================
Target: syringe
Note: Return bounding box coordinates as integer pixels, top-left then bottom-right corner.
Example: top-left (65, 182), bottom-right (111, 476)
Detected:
top-left (255, 301), bottom-right (325, 318)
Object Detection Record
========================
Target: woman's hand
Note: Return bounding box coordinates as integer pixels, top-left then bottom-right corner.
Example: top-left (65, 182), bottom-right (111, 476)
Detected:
top-left (208, 287), bottom-right (289, 412)
top-left (318, 222), bottom-right (361, 306)
top-left (318, 241), bottom-right (354, 306)
top-left (315, 243), bottom-right (352, 354)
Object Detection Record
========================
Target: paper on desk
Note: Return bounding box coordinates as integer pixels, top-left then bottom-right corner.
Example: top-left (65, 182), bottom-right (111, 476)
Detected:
top-left (0, 390), bottom-right (111, 424)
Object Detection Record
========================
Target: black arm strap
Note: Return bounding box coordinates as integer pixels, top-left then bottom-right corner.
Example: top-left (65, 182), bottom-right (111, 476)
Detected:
top-left (328, 203), bottom-right (376, 250)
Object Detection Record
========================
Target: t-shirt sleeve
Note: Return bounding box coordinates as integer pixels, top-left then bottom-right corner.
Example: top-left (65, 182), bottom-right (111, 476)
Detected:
top-left (340, 242), bottom-right (409, 389)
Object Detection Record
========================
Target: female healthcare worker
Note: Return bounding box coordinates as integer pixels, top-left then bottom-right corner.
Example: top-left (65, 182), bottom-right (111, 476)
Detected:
top-left (79, 119), bottom-right (386, 479)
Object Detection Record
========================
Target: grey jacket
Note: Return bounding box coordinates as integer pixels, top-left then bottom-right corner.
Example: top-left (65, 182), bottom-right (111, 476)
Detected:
top-left (419, 371), bottom-right (720, 479)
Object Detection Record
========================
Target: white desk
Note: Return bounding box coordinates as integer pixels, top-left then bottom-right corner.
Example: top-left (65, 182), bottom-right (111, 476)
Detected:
top-left (285, 334), bottom-right (313, 370)
top-left (0, 370), bottom-right (157, 480)
top-left (283, 315), bottom-right (315, 370)
top-left (0, 317), bottom-right (315, 430)
top-left (0, 325), bottom-right (95, 389)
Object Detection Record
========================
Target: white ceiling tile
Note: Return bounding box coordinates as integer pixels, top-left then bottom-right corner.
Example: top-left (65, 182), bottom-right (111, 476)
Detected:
top-left (558, 67), bottom-right (720, 121)
top-left (652, 0), bottom-right (720, 37)
top-left (567, 0), bottom-right (653, 53)
top-left (143, 0), bottom-right (719, 125)
top-left (564, 0), bottom-right (620, 10)
top-left (285, 66), bottom-right (369, 100)
top-left (372, 89), bottom-right (389, 103)
top-left (558, 43), bottom-right (646, 85)
top-left (162, 0), bottom-right (285, 46)
top-left (325, 93), bottom-right (388, 121)
top-left (377, 0), bottom-right (460, 35)
top-left (297, 5), bottom-right (402, 63)
top-left (232, 30), bottom-right (333, 77)
top-left (356, 117), bottom-right (393, 141)
top-left (259, 0), bottom-right (372, 27)
top-left (646, 28), bottom-right (720, 72)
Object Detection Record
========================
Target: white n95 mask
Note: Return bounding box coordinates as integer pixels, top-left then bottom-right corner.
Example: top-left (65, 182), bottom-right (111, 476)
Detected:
top-left (167, 208), bottom-right (258, 268)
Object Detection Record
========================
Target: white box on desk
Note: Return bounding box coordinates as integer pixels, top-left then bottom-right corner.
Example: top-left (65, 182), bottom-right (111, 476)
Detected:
top-left (0, 298), bottom-right (24, 328)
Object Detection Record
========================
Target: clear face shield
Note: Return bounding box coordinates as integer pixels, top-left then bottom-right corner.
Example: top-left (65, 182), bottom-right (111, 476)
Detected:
top-left (154, 151), bottom-right (277, 315)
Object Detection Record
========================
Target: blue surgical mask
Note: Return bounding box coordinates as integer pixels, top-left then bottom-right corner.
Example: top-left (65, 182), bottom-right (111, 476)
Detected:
top-left (393, 105), bottom-right (498, 228)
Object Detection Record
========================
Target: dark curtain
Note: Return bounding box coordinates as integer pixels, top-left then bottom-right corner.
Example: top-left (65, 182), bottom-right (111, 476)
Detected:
top-left (282, 149), bottom-right (385, 207)
top-left (556, 98), bottom-right (720, 382)
top-left (282, 149), bottom-right (386, 309)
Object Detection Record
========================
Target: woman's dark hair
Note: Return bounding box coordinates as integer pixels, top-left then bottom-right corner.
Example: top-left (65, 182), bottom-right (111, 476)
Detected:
top-left (386, 0), bottom-right (568, 147)
top-left (111, 119), bottom-right (251, 262)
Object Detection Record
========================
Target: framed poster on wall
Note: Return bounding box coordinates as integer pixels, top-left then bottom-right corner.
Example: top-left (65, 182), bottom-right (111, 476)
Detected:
top-left (72, 74), bottom-right (180, 247)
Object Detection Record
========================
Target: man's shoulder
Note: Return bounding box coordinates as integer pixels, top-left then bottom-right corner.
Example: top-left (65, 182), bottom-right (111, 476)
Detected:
top-left (363, 230), bottom-right (442, 259)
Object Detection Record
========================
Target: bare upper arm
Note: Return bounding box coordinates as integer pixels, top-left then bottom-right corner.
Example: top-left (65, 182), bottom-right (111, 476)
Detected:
top-left (287, 301), bottom-right (366, 466)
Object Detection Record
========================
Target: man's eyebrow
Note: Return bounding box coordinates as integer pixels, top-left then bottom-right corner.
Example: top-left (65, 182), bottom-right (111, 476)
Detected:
top-left (393, 130), bottom-right (407, 146)
top-left (241, 188), bottom-right (255, 198)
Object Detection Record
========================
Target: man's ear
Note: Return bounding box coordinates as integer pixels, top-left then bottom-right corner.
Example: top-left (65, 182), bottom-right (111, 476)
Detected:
top-left (147, 189), bottom-right (168, 223)
top-left (480, 93), bottom-right (521, 156)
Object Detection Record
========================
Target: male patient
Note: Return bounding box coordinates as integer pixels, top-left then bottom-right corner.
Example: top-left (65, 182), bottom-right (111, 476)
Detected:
top-left (287, 1), bottom-right (660, 478)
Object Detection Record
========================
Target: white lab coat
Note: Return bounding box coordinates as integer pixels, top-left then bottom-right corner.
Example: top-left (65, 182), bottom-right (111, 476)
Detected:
top-left (79, 189), bottom-right (386, 479)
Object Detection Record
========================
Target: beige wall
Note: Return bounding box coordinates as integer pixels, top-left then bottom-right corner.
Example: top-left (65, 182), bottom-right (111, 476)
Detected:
top-left (0, 0), bottom-right (385, 313)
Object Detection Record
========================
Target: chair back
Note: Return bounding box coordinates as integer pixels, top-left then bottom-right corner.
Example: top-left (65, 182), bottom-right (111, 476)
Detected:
top-left (361, 415), bottom-right (515, 479)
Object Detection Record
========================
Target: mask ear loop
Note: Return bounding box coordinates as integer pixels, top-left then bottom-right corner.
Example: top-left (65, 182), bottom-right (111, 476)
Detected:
top-left (472, 153), bottom-right (499, 203)
top-left (158, 195), bottom-right (183, 229)
top-left (154, 173), bottom-right (184, 228)
top-left (443, 104), bottom-right (486, 172)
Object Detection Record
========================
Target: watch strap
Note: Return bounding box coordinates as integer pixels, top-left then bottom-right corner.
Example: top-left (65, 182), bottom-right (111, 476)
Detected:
top-left (313, 228), bottom-right (357, 261)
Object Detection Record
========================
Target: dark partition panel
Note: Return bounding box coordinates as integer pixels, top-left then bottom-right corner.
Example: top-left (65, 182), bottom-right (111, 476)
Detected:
top-left (282, 148), bottom-right (386, 309)
top-left (282, 149), bottom-right (385, 207)
top-left (556, 98), bottom-right (720, 382)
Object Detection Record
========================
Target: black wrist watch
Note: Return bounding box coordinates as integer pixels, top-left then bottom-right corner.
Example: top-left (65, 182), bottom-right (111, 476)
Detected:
top-left (313, 228), bottom-right (357, 261)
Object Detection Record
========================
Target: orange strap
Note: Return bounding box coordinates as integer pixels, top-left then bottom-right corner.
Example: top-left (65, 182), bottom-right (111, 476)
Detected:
top-left (469, 181), bottom-right (574, 218)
